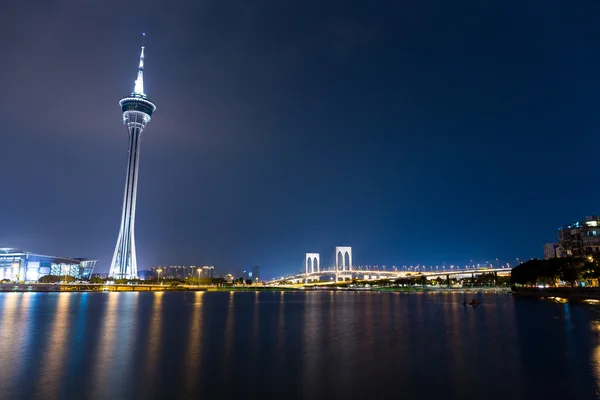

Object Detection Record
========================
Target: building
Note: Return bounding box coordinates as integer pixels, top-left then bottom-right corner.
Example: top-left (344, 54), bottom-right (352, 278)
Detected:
top-left (241, 266), bottom-right (261, 282)
top-left (151, 266), bottom-right (196, 279)
top-left (223, 274), bottom-right (234, 283)
top-left (137, 269), bottom-right (153, 280)
top-left (0, 248), bottom-right (96, 281)
top-left (557, 216), bottom-right (600, 257)
top-left (150, 265), bottom-right (214, 279)
top-left (251, 265), bottom-right (260, 282)
top-left (109, 36), bottom-right (157, 280)
top-left (544, 243), bottom-right (558, 260)
top-left (200, 266), bottom-right (214, 279)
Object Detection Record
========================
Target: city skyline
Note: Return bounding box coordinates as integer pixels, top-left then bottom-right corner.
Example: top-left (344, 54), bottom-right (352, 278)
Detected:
top-left (1, 1), bottom-right (599, 277)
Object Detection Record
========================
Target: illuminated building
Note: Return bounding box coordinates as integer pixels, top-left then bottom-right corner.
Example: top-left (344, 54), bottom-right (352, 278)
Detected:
top-left (109, 35), bottom-right (157, 280)
top-left (137, 269), bottom-right (153, 280)
top-left (150, 265), bottom-right (214, 279)
top-left (201, 266), bottom-right (214, 278)
top-left (241, 266), bottom-right (260, 282)
top-left (0, 248), bottom-right (96, 281)
top-left (557, 216), bottom-right (600, 257)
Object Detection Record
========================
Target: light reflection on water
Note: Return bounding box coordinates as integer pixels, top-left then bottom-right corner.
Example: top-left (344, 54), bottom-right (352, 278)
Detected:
top-left (0, 293), bottom-right (29, 397)
top-left (1, 292), bottom-right (600, 399)
top-left (89, 292), bottom-right (119, 399)
top-left (184, 291), bottom-right (203, 396)
top-left (141, 291), bottom-right (163, 399)
top-left (37, 293), bottom-right (71, 399)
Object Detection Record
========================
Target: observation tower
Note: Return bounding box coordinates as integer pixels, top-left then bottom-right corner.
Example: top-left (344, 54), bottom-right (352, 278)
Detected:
top-left (109, 35), bottom-right (156, 279)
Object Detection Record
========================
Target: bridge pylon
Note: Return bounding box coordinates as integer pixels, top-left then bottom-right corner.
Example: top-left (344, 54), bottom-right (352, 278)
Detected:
top-left (305, 253), bottom-right (320, 283)
top-left (335, 246), bottom-right (352, 282)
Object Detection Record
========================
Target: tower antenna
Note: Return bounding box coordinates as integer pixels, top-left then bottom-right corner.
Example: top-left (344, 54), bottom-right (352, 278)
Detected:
top-left (133, 33), bottom-right (146, 96)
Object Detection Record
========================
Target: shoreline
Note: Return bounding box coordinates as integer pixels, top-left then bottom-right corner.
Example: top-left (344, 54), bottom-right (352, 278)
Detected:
top-left (0, 283), bottom-right (512, 294)
top-left (512, 287), bottom-right (600, 300)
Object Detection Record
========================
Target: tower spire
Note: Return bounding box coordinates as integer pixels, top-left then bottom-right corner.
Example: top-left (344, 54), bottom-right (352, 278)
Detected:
top-left (133, 33), bottom-right (145, 96)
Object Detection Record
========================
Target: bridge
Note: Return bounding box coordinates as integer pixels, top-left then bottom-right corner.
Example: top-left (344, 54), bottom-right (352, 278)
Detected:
top-left (266, 246), bottom-right (513, 285)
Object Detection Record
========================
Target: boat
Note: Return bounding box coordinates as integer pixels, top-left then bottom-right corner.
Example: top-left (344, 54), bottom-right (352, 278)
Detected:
top-left (463, 298), bottom-right (481, 306)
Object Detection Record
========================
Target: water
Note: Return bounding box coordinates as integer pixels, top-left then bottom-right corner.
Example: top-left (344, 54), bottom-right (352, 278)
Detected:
top-left (0, 291), bottom-right (599, 399)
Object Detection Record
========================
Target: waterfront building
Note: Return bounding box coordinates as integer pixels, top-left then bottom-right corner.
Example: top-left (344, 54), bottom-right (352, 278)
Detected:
top-left (557, 216), bottom-right (600, 257)
top-left (0, 248), bottom-right (96, 281)
top-left (201, 266), bottom-right (215, 278)
top-left (150, 265), bottom-right (214, 279)
top-left (109, 36), bottom-right (157, 280)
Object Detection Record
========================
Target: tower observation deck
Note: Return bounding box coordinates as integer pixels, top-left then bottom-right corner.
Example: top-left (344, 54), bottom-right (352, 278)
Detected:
top-left (109, 35), bottom-right (156, 279)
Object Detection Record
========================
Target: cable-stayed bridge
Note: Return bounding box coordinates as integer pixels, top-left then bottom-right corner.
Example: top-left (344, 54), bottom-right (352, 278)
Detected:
top-left (266, 246), bottom-right (513, 284)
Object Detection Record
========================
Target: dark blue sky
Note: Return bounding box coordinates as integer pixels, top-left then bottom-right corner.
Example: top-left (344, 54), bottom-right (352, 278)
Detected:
top-left (1, 0), bottom-right (599, 278)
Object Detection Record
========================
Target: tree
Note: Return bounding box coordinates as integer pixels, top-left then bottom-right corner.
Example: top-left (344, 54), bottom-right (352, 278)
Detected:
top-left (558, 258), bottom-right (584, 287)
top-left (511, 257), bottom-right (585, 287)
top-left (476, 273), bottom-right (497, 287)
top-left (38, 275), bottom-right (62, 283)
top-left (90, 276), bottom-right (103, 284)
top-left (245, 279), bottom-right (253, 285)
top-left (38, 275), bottom-right (76, 283)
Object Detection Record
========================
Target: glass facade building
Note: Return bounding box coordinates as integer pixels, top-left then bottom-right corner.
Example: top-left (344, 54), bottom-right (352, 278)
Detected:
top-left (0, 248), bottom-right (96, 282)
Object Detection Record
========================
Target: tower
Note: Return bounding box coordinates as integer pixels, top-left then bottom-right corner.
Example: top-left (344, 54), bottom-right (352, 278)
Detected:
top-left (305, 253), bottom-right (320, 274)
top-left (109, 36), bottom-right (156, 279)
top-left (335, 246), bottom-right (352, 281)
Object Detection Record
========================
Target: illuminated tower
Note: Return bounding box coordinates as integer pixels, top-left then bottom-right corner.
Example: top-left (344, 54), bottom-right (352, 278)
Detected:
top-left (109, 36), bottom-right (156, 279)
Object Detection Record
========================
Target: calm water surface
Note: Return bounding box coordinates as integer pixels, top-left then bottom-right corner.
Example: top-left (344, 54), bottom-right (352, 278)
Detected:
top-left (0, 291), bottom-right (599, 399)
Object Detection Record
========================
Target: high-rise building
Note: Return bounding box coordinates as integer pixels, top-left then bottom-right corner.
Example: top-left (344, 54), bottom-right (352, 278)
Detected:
top-left (557, 216), bottom-right (600, 257)
top-left (251, 265), bottom-right (260, 282)
top-left (544, 243), bottom-right (558, 260)
top-left (151, 266), bottom-right (196, 279)
top-left (109, 36), bottom-right (157, 280)
top-left (241, 266), bottom-right (261, 282)
top-left (201, 266), bottom-right (215, 278)
top-left (149, 265), bottom-right (215, 279)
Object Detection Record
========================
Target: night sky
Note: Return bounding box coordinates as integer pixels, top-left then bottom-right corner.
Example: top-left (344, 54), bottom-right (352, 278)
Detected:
top-left (1, 1), bottom-right (600, 278)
